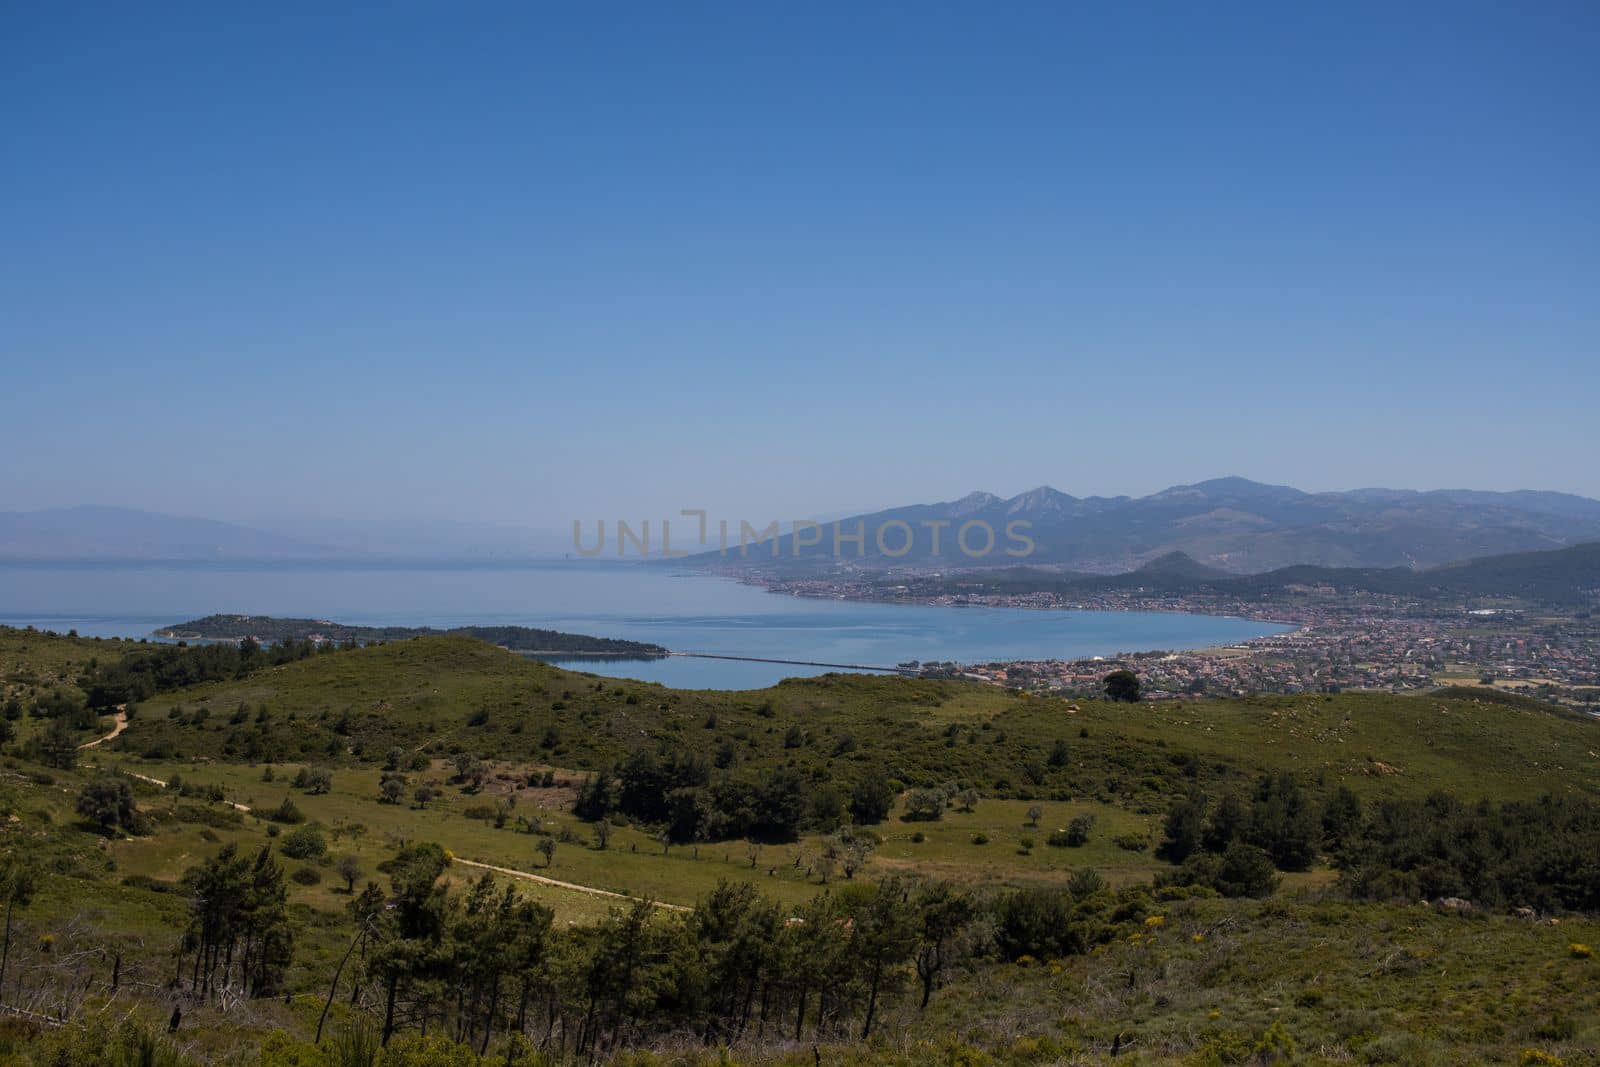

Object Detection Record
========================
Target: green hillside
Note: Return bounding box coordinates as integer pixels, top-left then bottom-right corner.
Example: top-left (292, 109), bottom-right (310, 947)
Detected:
top-left (901, 540), bottom-right (1600, 605)
top-left (108, 633), bottom-right (1600, 807)
top-left (1, 626), bottom-right (1597, 1065)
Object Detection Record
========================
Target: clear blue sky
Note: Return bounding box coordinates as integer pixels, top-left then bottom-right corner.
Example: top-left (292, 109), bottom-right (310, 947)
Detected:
top-left (4, 2), bottom-right (1597, 526)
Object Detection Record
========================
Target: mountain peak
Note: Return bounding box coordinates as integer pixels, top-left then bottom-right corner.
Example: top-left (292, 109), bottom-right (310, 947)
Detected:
top-left (1006, 486), bottom-right (1078, 515)
top-left (950, 491), bottom-right (1001, 515)
top-left (1148, 476), bottom-right (1305, 502)
top-left (1190, 476), bottom-right (1304, 497)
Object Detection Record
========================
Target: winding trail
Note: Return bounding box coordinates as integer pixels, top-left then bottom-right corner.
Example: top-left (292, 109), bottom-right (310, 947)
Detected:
top-left (122, 770), bottom-right (253, 813)
top-left (452, 858), bottom-right (688, 911)
top-left (110, 765), bottom-right (684, 912)
top-left (77, 707), bottom-right (129, 749)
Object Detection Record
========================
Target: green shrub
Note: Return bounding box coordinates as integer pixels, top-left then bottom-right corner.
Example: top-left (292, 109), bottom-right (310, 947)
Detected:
top-left (280, 823), bottom-right (327, 860)
top-left (379, 1034), bottom-right (483, 1066)
top-left (1254, 1019), bottom-right (1297, 1062)
top-left (173, 803), bottom-right (244, 829)
top-left (120, 874), bottom-right (180, 894)
top-left (270, 797), bottom-right (306, 824)
top-left (992, 887), bottom-right (1088, 960)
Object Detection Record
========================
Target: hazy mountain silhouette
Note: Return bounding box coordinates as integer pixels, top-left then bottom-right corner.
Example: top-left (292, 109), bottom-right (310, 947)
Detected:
top-left (684, 477), bottom-right (1600, 573)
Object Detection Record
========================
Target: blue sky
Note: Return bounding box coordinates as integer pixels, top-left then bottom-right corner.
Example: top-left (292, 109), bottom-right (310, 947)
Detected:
top-left (4, 2), bottom-right (1597, 526)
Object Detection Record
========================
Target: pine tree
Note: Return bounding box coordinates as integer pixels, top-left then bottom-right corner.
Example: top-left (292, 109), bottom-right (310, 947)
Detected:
top-left (1160, 788), bottom-right (1209, 862)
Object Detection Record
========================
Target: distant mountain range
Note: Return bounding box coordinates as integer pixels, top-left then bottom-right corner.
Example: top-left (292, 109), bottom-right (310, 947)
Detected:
top-left (9, 480), bottom-right (1600, 571)
top-left (0, 507), bottom-right (569, 562)
top-left (685, 477), bottom-right (1600, 573)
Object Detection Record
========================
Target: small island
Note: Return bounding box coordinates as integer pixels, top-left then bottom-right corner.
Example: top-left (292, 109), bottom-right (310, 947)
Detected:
top-left (154, 614), bottom-right (669, 657)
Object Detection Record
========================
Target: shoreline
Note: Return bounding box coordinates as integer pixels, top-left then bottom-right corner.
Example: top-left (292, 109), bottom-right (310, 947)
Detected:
top-left (729, 573), bottom-right (1308, 648)
top-left (3, 566), bottom-right (1318, 691)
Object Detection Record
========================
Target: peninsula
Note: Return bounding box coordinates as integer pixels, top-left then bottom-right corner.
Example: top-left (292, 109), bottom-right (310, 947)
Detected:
top-left (154, 614), bottom-right (669, 657)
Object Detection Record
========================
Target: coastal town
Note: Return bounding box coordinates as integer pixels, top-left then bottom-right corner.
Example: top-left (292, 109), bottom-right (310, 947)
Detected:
top-left (751, 573), bottom-right (1600, 710)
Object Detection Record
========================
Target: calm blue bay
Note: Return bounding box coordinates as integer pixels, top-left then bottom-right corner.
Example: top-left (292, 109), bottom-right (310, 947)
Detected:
top-left (0, 562), bottom-right (1289, 689)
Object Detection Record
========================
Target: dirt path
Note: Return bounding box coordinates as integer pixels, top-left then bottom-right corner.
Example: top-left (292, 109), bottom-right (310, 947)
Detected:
top-left (452, 858), bottom-right (688, 911)
top-left (115, 771), bottom-right (684, 912)
top-left (123, 771), bottom-right (255, 813)
top-left (77, 707), bottom-right (129, 749)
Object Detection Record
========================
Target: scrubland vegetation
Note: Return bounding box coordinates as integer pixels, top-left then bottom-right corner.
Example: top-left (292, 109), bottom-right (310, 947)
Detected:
top-left (0, 625), bottom-right (1596, 1064)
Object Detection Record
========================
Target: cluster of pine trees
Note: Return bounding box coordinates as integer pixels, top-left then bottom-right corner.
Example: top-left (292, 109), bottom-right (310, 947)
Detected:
top-left (572, 745), bottom-right (814, 843)
top-left (1156, 772), bottom-right (1328, 898)
top-left (80, 637), bottom-right (344, 709)
top-left (571, 748), bottom-right (912, 848)
top-left (180, 844), bottom-right (296, 1000)
top-left (1159, 775), bottom-right (1600, 912)
top-left (7, 687), bottom-right (93, 770)
top-left (1335, 791), bottom-right (1600, 912)
top-left (164, 840), bottom-right (1155, 1060)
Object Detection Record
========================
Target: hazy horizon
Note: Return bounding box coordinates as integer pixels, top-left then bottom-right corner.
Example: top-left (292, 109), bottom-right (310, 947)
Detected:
top-left (8, 473), bottom-right (1600, 535)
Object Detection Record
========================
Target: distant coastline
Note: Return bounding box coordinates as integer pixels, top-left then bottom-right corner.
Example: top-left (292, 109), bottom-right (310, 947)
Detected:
top-left (727, 570), bottom-right (1306, 636)
top-left (154, 614), bottom-right (670, 658)
top-left (0, 562), bottom-right (1295, 689)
